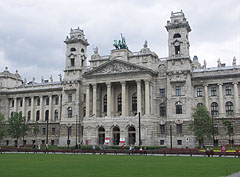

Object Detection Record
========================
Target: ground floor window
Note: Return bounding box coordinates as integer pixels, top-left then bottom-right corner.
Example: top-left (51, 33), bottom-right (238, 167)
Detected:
top-left (177, 140), bottom-right (182, 145)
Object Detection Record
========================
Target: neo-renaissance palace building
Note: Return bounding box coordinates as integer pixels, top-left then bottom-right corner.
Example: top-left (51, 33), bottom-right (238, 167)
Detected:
top-left (0, 11), bottom-right (239, 148)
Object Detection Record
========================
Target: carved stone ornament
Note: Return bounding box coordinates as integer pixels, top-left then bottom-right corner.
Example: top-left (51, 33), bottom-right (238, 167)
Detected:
top-left (95, 62), bottom-right (140, 75)
top-left (175, 119), bottom-right (183, 124)
top-left (159, 119), bottom-right (166, 125)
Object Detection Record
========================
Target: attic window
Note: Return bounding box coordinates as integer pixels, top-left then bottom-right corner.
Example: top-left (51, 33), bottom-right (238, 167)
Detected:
top-left (173, 33), bottom-right (181, 38)
top-left (70, 48), bottom-right (76, 52)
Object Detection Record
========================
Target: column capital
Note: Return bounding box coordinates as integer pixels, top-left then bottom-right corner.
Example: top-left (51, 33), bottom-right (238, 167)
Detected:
top-left (91, 83), bottom-right (97, 87)
top-left (218, 83), bottom-right (223, 86)
top-left (233, 81), bottom-right (238, 85)
top-left (144, 79), bottom-right (151, 83)
top-left (120, 81), bottom-right (126, 85)
top-left (203, 83), bottom-right (208, 87)
top-left (136, 79), bottom-right (141, 84)
top-left (106, 82), bottom-right (111, 87)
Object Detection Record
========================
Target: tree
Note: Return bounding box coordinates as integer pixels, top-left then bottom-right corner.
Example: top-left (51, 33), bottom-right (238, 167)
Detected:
top-left (189, 106), bottom-right (212, 146)
top-left (33, 121), bottom-right (40, 142)
top-left (8, 112), bottom-right (29, 146)
top-left (0, 112), bottom-right (7, 143)
top-left (222, 118), bottom-right (234, 145)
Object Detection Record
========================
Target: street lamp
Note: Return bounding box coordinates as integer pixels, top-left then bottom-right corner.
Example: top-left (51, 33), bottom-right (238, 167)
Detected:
top-left (46, 117), bottom-right (49, 145)
top-left (138, 112), bottom-right (141, 146)
top-left (67, 126), bottom-right (71, 149)
top-left (211, 111), bottom-right (215, 147)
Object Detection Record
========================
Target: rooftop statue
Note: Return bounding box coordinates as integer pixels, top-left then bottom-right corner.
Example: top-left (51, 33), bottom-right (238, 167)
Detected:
top-left (113, 34), bottom-right (128, 50)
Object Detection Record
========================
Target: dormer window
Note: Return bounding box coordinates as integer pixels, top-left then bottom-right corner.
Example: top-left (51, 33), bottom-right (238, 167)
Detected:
top-left (173, 33), bottom-right (181, 38)
top-left (70, 47), bottom-right (76, 52)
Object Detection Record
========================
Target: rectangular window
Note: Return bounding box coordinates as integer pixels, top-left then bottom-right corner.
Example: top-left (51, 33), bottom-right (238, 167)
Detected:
top-left (160, 125), bottom-right (165, 134)
top-left (176, 86), bottom-right (181, 96)
top-left (12, 100), bottom-right (14, 107)
top-left (68, 94), bottom-right (72, 102)
top-left (55, 97), bottom-right (59, 105)
top-left (37, 98), bottom-right (40, 106)
top-left (51, 128), bottom-right (56, 135)
top-left (176, 124), bottom-right (182, 134)
top-left (160, 104), bottom-right (166, 116)
top-left (20, 100), bottom-right (23, 107)
top-left (160, 89), bottom-right (166, 97)
top-left (177, 140), bottom-right (182, 145)
top-left (51, 140), bottom-right (55, 146)
top-left (197, 87), bottom-right (203, 97)
top-left (46, 97), bottom-right (49, 105)
top-left (160, 140), bottom-right (164, 145)
top-left (83, 94), bottom-right (86, 103)
top-left (225, 86), bottom-right (232, 96)
top-left (211, 87), bottom-right (217, 96)
top-left (28, 99), bottom-right (31, 107)
top-left (42, 128), bottom-right (46, 135)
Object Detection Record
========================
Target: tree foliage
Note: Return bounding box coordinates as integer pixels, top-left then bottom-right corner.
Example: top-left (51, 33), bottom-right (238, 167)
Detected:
top-left (222, 118), bottom-right (234, 138)
top-left (8, 112), bottom-right (30, 144)
top-left (33, 121), bottom-right (40, 139)
top-left (0, 112), bottom-right (7, 142)
top-left (189, 106), bottom-right (212, 146)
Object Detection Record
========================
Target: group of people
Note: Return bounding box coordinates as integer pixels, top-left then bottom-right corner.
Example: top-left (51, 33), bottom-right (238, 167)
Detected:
top-left (32, 143), bottom-right (48, 151)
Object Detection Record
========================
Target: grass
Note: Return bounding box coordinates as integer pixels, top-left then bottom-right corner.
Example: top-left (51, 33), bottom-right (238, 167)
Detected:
top-left (0, 154), bottom-right (240, 177)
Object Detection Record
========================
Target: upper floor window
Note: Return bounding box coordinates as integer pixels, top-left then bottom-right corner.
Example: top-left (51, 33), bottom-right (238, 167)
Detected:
top-left (37, 98), bottom-right (40, 106)
top-left (225, 86), bottom-right (232, 96)
top-left (46, 97), bottom-right (49, 105)
top-left (176, 101), bottom-right (182, 114)
top-left (70, 47), bottom-right (76, 52)
top-left (176, 86), bottom-right (181, 96)
top-left (160, 89), bottom-right (166, 97)
top-left (11, 100), bottom-right (14, 107)
top-left (19, 100), bottom-right (23, 107)
top-left (160, 103), bottom-right (166, 116)
top-left (67, 107), bottom-right (72, 118)
top-left (55, 97), bottom-right (59, 105)
top-left (117, 93), bottom-right (122, 112)
top-left (28, 99), bottom-right (31, 107)
top-left (27, 111), bottom-right (31, 121)
top-left (103, 95), bottom-right (107, 113)
top-left (54, 109), bottom-right (58, 120)
top-left (51, 128), bottom-right (56, 135)
top-left (36, 110), bottom-right (40, 121)
top-left (132, 92), bottom-right (137, 112)
top-left (68, 94), bottom-right (72, 102)
top-left (197, 87), bottom-right (203, 97)
top-left (81, 48), bottom-right (85, 53)
top-left (210, 87), bottom-right (217, 96)
top-left (211, 102), bottom-right (218, 116)
top-left (176, 124), bottom-right (182, 134)
top-left (83, 94), bottom-right (86, 103)
top-left (45, 110), bottom-right (49, 121)
top-left (197, 103), bottom-right (203, 107)
top-left (226, 101), bottom-right (233, 116)
top-left (160, 124), bottom-right (165, 134)
top-left (42, 128), bottom-right (46, 135)
top-left (70, 58), bottom-right (75, 66)
top-left (173, 33), bottom-right (181, 38)
top-left (83, 107), bottom-right (86, 117)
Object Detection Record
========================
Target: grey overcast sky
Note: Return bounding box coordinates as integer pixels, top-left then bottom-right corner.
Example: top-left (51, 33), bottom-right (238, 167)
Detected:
top-left (0, 0), bottom-right (239, 81)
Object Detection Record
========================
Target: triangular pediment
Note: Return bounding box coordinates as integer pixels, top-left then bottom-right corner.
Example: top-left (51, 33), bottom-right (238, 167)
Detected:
top-left (83, 59), bottom-right (156, 78)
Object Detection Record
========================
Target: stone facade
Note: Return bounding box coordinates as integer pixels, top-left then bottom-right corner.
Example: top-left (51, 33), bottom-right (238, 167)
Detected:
top-left (0, 11), bottom-right (239, 148)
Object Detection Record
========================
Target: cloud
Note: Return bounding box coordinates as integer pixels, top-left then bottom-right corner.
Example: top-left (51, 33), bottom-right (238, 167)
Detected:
top-left (0, 0), bottom-right (239, 81)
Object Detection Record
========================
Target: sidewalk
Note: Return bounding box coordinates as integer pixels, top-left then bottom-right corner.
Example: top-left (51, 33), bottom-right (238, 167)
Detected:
top-left (228, 172), bottom-right (240, 177)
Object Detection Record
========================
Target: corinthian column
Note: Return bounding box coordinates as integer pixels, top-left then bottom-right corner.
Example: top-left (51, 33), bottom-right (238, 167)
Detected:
top-left (121, 81), bottom-right (126, 116)
top-left (137, 80), bottom-right (142, 114)
top-left (218, 83), bottom-right (224, 116)
top-left (145, 80), bottom-right (150, 116)
top-left (233, 82), bottom-right (239, 115)
top-left (92, 84), bottom-right (97, 116)
top-left (86, 85), bottom-right (90, 118)
top-left (204, 84), bottom-right (209, 111)
top-left (107, 82), bottom-right (112, 116)
top-left (22, 97), bottom-right (26, 117)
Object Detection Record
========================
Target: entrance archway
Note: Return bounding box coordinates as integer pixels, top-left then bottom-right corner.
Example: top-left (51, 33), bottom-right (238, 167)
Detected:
top-left (113, 126), bottom-right (120, 145)
top-left (98, 127), bottom-right (105, 145)
top-left (128, 126), bottom-right (136, 145)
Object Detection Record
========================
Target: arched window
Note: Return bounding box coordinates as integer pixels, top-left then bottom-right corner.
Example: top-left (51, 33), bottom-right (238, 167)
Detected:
top-left (197, 103), bottom-right (203, 107)
top-left (45, 110), bottom-right (49, 121)
top-left (226, 101), bottom-right (233, 116)
top-left (176, 101), bottom-right (182, 114)
top-left (70, 47), bottom-right (76, 52)
top-left (36, 110), bottom-right (40, 121)
top-left (103, 95), bottom-right (107, 113)
top-left (117, 93), bottom-right (122, 112)
top-left (98, 127), bottom-right (105, 145)
top-left (113, 126), bottom-right (120, 145)
top-left (160, 103), bottom-right (166, 116)
top-left (67, 107), bottom-right (72, 118)
top-left (211, 102), bottom-right (218, 116)
top-left (132, 92), bottom-right (137, 112)
top-left (54, 109), bottom-right (58, 120)
top-left (27, 111), bottom-right (31, 121)
top-left (173, 33), bottom-right (181, 38)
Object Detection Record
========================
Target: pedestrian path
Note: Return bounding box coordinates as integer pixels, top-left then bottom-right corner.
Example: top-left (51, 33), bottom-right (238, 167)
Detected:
top-left (227, 172), bottom-right (240, 177)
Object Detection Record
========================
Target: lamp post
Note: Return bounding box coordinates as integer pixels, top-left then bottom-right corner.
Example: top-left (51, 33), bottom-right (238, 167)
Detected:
top-left (138, 112), bottom-right (141, 146)
top-left (46, 117), bottom-right (49, 145)
top-left (67, 126), bottom-right (71, 149)
top-left (75, 115), bottom-right (78, 149)
top-left (211, 111), bottom-right (215, 147)
top-left (170, 124), bottom-right (173, 149)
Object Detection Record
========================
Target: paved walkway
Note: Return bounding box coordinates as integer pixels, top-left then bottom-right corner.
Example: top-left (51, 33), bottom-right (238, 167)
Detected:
top-left (228, 172), bottom-right (240, 177)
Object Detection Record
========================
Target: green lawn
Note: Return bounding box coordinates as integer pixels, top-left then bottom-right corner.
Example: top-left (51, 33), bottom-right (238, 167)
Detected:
top-left (0, 154), bottom-right (240, 177)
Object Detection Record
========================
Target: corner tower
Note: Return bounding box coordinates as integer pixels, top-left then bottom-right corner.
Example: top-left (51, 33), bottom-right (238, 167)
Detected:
top-left (64, 27), bottom-right (89, 80)
top-left (165, 10), bottom-right (191, 59)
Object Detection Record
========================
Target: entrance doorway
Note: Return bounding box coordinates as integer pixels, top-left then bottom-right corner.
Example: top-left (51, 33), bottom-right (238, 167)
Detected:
top-left (128, 126), bottom-right (136, 145)
top-left (98, 127), bottom-right (105, 145)
top-left (113, 126), bottom-right (120, 145)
